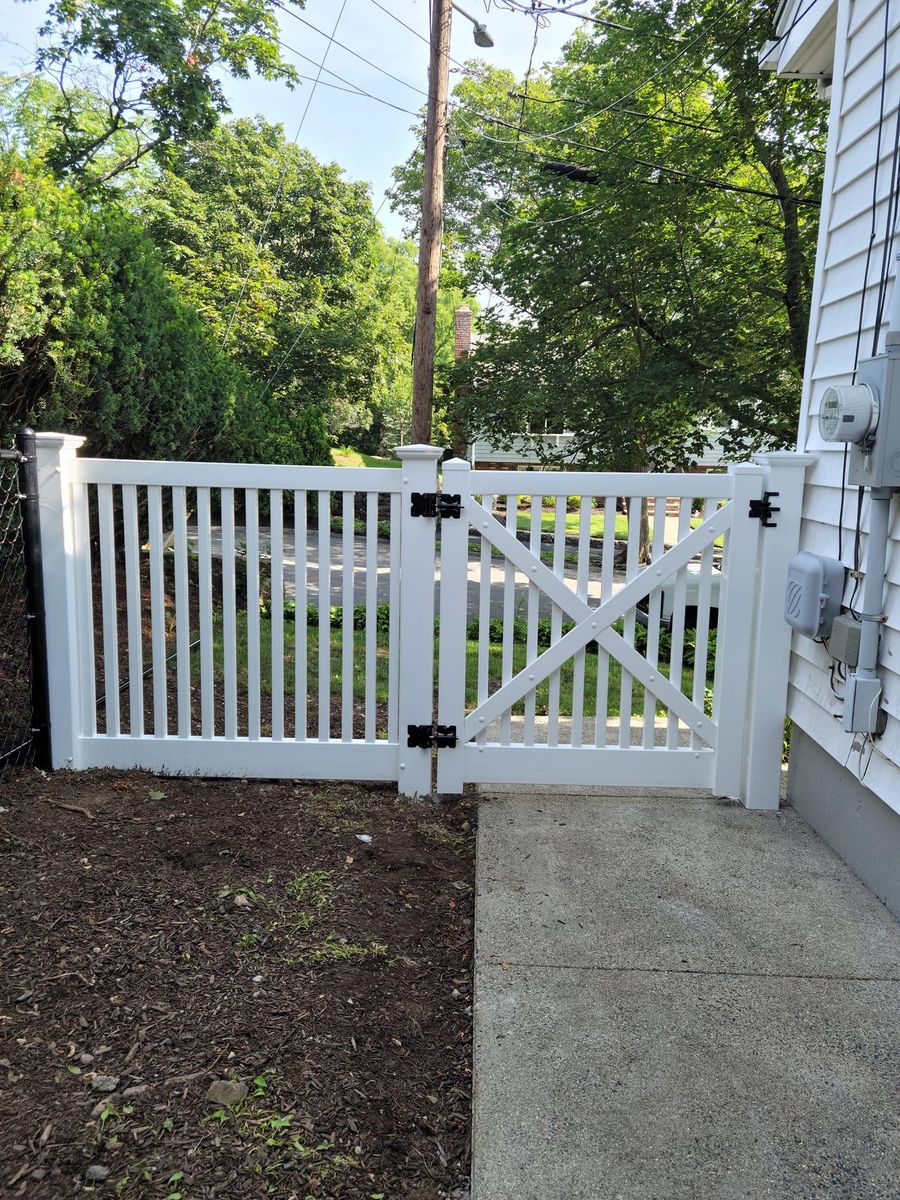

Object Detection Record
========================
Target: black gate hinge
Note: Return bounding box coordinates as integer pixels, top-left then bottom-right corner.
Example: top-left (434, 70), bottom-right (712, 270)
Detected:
top-left (407, 723), bottom-right (458, 749)
top-left (748, 491), bottom-right (780, 527)
top-left (410, 492), bottom-right (461, 519)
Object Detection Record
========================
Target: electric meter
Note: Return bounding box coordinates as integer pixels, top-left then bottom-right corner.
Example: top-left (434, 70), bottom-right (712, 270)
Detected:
top-left (818, 383), bottom-right (879, 443)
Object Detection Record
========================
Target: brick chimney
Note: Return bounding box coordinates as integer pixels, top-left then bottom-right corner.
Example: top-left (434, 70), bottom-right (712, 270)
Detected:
top-left (453, 305), bottom-right (472, 361)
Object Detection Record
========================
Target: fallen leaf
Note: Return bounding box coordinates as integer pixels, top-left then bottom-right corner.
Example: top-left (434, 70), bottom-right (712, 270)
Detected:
top-left (148, 790), bottom-right (166, 801)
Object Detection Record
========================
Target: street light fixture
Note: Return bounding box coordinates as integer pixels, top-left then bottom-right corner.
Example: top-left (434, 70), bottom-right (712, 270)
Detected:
top-left (452, 2), bottom-right (495, 46)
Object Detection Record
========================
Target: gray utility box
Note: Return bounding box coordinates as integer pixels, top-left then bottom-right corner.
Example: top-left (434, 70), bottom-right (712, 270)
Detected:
top-left (785, 552), bottom-right (845, 639)
top-left (851, 351), bottom-right (900, 486)
top-left (829, 612), bottom-right (861, 666)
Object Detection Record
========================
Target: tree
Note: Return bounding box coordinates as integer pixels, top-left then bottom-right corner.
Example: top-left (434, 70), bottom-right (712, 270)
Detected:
top-left (28, 0), bottom-right (301, 186)
top-left (390, 0), bottom-right (826, 471)
top-left (0, 149), bottom-right (240, 458)
top-left (142, 117), bottom-right (397, 463)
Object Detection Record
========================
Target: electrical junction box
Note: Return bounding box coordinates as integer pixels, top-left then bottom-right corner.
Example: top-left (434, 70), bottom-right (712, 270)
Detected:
top-left (829, 612), bottom-right (861, 666)
top-left (784, 552), bottom-right (845, 639)
top-left (849, 351), bottom-right (900, 486)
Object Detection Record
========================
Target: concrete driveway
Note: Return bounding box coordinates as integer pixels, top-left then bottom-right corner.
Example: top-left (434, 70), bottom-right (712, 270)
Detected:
top-left (473, 787), bottom-right (900, 1199)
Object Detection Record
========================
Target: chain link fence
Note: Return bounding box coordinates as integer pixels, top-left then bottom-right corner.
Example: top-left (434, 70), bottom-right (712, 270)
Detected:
top-left (0, 437), bottom-right (41, 780)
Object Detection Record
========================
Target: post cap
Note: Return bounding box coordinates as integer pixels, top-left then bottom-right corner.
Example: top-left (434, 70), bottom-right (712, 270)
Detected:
top-left (394, 444), bottom-right (444, 461)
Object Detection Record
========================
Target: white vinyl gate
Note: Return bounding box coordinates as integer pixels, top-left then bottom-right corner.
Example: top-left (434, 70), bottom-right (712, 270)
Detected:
top-left (35, 434), bottom-right (809, 810)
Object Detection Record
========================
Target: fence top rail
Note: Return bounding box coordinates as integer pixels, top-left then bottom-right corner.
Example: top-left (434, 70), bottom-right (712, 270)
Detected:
top-left (67, 458), bottom-right (403, 493)
top-left (462, 467), bottom-right (742, 499)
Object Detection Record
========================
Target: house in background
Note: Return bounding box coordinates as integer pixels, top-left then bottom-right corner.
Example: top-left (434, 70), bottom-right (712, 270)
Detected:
top-left (762, 0), bottom-right (900, 915)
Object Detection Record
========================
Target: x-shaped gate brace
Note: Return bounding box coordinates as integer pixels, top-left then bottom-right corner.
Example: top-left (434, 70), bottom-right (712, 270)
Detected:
top-left (457, 498), bottom-right (733, 748)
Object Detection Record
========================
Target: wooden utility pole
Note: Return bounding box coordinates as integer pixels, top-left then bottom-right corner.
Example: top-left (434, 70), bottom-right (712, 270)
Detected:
top-left (411, 0), bottom-right (452, 445)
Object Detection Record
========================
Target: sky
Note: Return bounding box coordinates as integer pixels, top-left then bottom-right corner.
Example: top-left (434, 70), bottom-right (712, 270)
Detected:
top-left (0, 0), bottom-right (579, 237)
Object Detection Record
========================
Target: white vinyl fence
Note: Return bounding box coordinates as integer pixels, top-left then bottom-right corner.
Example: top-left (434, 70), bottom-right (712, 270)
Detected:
top-left (35, 434), bottom-right (809, 807)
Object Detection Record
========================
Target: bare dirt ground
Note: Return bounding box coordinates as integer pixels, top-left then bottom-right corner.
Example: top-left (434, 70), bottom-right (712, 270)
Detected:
top-left (0, 769), bottom-right (475, 1199)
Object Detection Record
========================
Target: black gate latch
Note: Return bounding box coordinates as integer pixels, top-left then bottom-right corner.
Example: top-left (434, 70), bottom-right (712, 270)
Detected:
top-left (407, 723), bottom-right (458, 749)
top-left (748, 491), bottom-right (780, 527)
top-left (410, 492), bottom-right (461, 519)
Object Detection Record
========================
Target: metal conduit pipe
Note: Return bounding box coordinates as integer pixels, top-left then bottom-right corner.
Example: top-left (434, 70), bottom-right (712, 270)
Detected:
top-left (855, 487), bottom-right (893, 686)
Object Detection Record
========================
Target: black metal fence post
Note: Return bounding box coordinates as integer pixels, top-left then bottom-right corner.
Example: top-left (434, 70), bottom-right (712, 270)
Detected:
top-left (16, 428), bottom-right (52, 769)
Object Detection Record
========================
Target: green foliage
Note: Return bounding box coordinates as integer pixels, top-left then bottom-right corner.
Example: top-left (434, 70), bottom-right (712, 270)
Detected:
top-left (143, 117), bottom-right (411, 461)
top-left (391, 0), bottom-right (826, 468)
top-left (0, 149), bottom-right (239, 456)
top-left (33, 0), bottom-right (301, 186)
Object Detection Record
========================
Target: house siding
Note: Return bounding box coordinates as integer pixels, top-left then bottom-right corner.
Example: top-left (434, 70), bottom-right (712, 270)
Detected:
top-left (779, 0), bottom-right (900, 817)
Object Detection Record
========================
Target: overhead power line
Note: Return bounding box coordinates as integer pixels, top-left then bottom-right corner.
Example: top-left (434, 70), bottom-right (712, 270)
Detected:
top-left (455, 108), bottom-right (820, 205)
top-left (273, 0), bottom-right (428, 97)
top-left (275, 35), bottom-right (421, 116)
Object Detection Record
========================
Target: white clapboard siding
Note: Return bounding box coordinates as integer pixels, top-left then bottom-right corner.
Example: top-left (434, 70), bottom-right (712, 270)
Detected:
top-left (778, 0), bottom-right (900, 813)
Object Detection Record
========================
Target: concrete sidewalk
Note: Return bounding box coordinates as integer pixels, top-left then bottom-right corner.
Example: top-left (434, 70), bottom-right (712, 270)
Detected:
top-left (473, 788), bottom-right (900, 1199)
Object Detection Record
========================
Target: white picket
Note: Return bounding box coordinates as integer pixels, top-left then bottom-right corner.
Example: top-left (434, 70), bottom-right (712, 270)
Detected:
top-left (172, 486), bottom-right (191, 739)
top-left (197, 487), bottom-right (214, 739)
top-left (122, 484), bottom-right (144, 738)
top-left (270, 490), bottom-right (284, 742)
top-left (294, 490), bottom-right (308, 741)
top-left (147, 485), bottom-right (167, 738)
top-left (97, 484), bottom-right (119, 737)
top-left (364, 492), bottom-right (378, 745)
top-left (342, 491), bottom-right (354, 742)
top-left (221, 488), bottom-right (238, 740)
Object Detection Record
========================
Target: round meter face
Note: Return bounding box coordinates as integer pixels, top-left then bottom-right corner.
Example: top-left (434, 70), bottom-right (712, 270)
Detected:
top-left (817, 383), bottom-right (878, 443)
top-left (819, 387), bottom-right (842, 440)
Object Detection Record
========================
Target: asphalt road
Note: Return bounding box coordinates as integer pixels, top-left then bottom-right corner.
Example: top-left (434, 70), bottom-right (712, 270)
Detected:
top-left (185, 526), bottom-right (628, 620)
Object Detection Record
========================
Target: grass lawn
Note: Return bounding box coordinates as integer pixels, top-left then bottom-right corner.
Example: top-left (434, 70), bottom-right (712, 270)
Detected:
top-left (331, 446), bottom-right (401, 470)
top-left (513, 508), bottom-right (629, 540)
top-left (197, 612), bottom-right (708, 722)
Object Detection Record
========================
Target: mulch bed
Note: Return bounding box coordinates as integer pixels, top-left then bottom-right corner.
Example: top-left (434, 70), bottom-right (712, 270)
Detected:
top-left (0, 770), bottom-right (476, 1199)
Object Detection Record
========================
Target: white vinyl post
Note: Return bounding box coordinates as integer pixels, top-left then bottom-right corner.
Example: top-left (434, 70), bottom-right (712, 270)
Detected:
top-left (395, 444), bottom-right (442, 796)
top-left (742, 452), bottom-right (815, 810)
top-left (436, 456), bottom-right (470, 794)
top-left (34, 432), bottom-right (87, 769)
top-left (712, 464), bottom-right (766, 800)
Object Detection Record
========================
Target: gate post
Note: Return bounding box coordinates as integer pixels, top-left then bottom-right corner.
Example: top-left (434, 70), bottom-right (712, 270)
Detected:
top-left (742, 452), bottom-right (815, 810)
top-left (712, 464), bottom-right (766, 800)
top-left (33, 432), bottom-right (86, 769)
top-left (395, 444), bottom-right (443, 796)
top-left (436, 457), bottom-right (470, 794)
top-left (15, 429), bottom-right (51, 768)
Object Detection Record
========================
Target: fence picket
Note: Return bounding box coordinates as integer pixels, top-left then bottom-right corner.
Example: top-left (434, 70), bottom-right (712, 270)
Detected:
top-left (270, 490), bottom-right (284, 741)
top-left (571, 495), bottom-right (591, 748)
top-left (476, 494), bottom-right (494, 745)
top-left (364, 492), bottom-right (378, 744)
top-left (246, 490), bottom-right (261, 741)
top-left (548, 497), bottom-right (566, 747)
top-left (618, 498), bottom-right (641, 748)
top-left (197, 488), bottom-right (214, 739)
top-left (642, 495), bottom-right (667, 749)
top-left (221, 488), bottom-right (238, 740)
top-left (523, 495), bottom-right (542, 748)
top-left (172, 486), bottom-right (190, 738)
top-left (595, 496), bottom-right (616, 747)
top-left (342, 492), bottom-right (354, 742)
top-left (147, 485), bottom-right (167, 738)
top-left (318, 490), bottom-right (331, 742)
top-left (666, 500), bottom-right (692, 749)
top-left (294, 491), bottom-right (308, 741)
top-left (500, 495), bottom-right (516, 745)
top-left (97, 483), bottom-right (119, 737)
top-left (122, 485), bottom-right (143, 738)
top-left (387, 492), bottom-right (400, 746)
